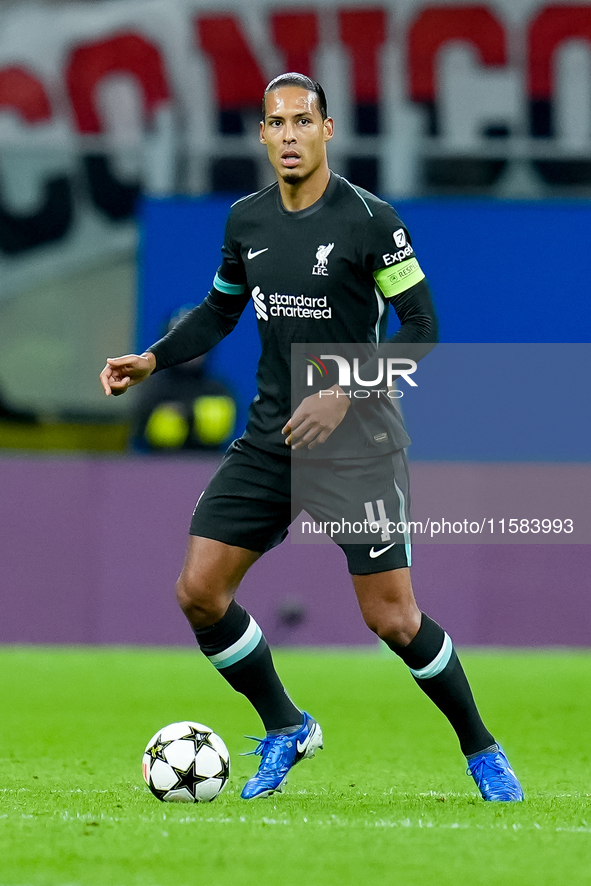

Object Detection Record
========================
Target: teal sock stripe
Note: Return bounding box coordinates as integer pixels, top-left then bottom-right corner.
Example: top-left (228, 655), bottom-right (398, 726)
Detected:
top-left (206, 616), bottom-right (263, 670)
top-left (408, 632), bottom-right (453, 679)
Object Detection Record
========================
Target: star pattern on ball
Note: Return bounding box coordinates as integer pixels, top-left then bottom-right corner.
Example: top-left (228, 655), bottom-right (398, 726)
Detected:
top-left (183, 725), bottom-right (215, 754)
top-left (171, 757), bottom-right (212, 793)
top-left (216, 753), bottom-right (230, 784)
top-left (149, 736), bottom-right (175, 763)
top-left (144, 724), bottom-right (230, 802)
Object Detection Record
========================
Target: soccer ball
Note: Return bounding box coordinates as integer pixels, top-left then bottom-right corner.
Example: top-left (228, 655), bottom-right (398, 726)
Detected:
top-left (142, 721), bottom-right (230, 802)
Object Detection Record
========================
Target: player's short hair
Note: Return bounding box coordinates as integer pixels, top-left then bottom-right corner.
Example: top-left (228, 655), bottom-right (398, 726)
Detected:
top-left (262, 73), bottom-right (328, 121)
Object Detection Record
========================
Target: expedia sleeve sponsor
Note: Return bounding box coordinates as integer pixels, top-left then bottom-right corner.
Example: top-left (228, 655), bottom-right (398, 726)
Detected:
top-left (381, 240), bottom-right (415, 267)
top-left (363, 206), bottom-right (425, 298)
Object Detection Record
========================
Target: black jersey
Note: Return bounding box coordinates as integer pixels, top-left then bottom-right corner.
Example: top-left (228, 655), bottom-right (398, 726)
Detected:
top-left (149, 172), bottom-right (437, 458)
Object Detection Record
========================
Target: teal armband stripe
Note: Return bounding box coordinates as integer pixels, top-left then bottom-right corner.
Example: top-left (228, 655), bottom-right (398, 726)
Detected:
top-left (373, 258), bottom-right (425, 299)
top-left (213, 272), bottom-right (245, 295)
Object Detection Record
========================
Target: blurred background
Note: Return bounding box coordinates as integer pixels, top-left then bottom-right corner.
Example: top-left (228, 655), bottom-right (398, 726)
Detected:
top-left (0, 0), bottom-right (589, 649)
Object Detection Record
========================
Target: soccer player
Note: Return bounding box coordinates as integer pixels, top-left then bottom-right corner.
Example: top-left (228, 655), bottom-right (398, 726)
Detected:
top-left (100, 73), bottom-right (523, 803)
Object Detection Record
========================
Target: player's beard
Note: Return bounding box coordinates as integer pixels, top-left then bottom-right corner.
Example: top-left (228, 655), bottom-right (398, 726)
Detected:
top-left (282, 171), bottom-right (301, 185)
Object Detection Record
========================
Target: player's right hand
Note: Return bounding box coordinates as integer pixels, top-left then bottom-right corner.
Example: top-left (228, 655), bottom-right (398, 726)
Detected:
top-left (99, 352), bottom-right (156, 396)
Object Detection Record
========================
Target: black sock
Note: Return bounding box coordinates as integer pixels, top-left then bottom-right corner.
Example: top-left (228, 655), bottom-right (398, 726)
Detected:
top-left (387, 613), bottom-right (495, 756)
top-left (193, 600), bottom-right (302, 732)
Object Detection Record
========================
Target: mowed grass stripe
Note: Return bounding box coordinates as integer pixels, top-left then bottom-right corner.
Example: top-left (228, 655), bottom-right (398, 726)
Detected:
top-left (1, 648), bottom-right (590, 886)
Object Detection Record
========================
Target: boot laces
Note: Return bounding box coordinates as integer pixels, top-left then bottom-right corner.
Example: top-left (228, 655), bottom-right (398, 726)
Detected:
top-left (241, 734), bottom-right (291, 770)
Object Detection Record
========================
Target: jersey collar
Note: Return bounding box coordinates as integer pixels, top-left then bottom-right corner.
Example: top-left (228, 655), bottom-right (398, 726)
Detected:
top-left (275, 171), bottom-right (340, 219)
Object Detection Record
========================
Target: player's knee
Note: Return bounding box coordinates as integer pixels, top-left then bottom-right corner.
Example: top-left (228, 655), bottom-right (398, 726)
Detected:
top-left (363, 606), bottom-right (421, 647)
top-left (175, 572), bottom-right (228, 628)
top-left (175, 572), bottom-right (198, 616)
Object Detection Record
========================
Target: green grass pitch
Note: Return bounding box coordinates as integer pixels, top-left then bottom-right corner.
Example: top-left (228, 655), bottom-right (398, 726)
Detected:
top-left (1, 647), bottom-right (591, 886)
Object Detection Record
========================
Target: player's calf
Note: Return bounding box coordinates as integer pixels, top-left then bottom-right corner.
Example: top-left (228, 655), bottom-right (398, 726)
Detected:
top-left (387, 611), bottom-right (524, 799)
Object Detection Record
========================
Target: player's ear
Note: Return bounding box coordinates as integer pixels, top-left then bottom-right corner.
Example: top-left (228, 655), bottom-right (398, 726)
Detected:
top-left (259, 120), bottom-right (266, 144)
top-left (323, 117), bottom-right (334, 142)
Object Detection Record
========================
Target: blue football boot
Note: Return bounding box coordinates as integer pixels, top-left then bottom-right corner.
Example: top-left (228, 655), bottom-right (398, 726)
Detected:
top-left (240, 712), bottom-right (323, 799)
top-left (466, 745), bottom-right (524, 801)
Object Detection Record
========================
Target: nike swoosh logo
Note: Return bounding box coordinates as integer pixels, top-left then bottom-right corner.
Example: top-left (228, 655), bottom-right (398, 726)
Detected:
top-left (369, 544), bottom-right (395, 558)
top-left (296, 724), bottom-right (316, 755)
top-left (247, 247), bottom-right (269, 260)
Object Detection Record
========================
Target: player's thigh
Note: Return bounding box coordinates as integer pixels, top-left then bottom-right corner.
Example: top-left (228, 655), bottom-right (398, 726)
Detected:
top-left (300, 448), bottom-right (413, 576)
top-left (190, 437), bottom-right (292, 552)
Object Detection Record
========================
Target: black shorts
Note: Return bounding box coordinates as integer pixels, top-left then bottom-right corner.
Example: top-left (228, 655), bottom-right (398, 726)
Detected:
top-left (190, 438), bottom-right (412, 575)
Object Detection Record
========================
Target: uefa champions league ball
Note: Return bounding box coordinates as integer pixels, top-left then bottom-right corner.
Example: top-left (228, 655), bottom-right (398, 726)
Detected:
top-left (142, 721), bottom-right (230, 802)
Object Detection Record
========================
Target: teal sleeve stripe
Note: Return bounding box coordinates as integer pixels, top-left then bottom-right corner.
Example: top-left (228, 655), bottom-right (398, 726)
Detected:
top-left (213, 272), bottom-right (245, 295)
top-left (409, 633), bottom-right (453, 680)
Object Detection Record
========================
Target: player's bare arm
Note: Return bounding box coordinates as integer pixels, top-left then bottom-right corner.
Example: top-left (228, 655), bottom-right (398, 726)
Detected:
top-left (282, 384), bottom-right (351, 450)
top-left (99, 352), bottom-right (156, 396)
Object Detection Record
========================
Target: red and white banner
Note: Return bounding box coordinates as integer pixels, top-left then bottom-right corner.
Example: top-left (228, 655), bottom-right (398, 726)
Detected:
top-left (0, 0), bottom-right (589, 294)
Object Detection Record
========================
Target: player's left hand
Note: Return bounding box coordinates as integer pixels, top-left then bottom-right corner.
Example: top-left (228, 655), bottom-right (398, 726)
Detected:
top-left (282, 385), bottom-right (351, 450)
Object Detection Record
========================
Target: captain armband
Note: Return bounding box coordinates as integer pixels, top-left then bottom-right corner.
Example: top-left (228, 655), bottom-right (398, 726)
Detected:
top-left (373, 259), bottom-right (425, 300)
